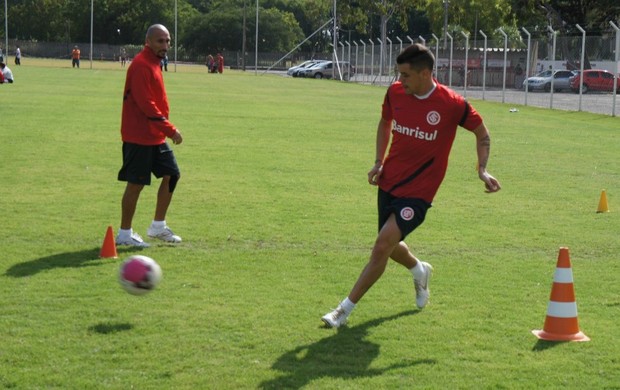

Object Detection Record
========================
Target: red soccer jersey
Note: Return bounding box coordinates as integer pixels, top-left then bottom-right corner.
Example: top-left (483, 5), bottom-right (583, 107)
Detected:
top-left (120, 46), bottom-right (177, 145)
top-left (379, 81), bottom-right (483, 203)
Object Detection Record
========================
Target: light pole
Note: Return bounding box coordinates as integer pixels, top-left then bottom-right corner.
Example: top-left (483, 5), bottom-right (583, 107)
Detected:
top-left (4, 0), bottom-right (8, 62)
top-left (443, 0), bottom-right (449, 50)
top-left (89, 0), bottom-right (93, 69)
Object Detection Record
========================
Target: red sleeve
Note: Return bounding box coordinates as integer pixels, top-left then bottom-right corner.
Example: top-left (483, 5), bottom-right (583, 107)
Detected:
top-left (459, 100), bottom-right (483, 131)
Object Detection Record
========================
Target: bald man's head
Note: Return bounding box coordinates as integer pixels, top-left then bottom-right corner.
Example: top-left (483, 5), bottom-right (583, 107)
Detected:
top-left (145, 24), bottom-right (171, 59)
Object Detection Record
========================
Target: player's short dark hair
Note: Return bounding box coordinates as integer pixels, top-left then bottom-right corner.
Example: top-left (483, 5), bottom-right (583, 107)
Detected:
top-left (396, 44), bottom-right (434, 71)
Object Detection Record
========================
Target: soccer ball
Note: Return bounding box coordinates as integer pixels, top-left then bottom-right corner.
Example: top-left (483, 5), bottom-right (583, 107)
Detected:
top-left (119, 255), bottom-right (162, 295)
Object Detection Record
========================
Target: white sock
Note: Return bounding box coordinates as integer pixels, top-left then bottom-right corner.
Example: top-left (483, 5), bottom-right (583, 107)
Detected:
top-left (118, 228), bottom-right (132, 238)
top-left (410, 262), bottom-right (426, 279)
top-left (340, 297), bottom-right (356, 314)
top-left (151, 220), bottom-right (166, 229)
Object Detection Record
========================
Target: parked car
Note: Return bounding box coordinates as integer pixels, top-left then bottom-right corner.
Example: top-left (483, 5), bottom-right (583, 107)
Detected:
top-left (286, 60), bottom-right (328, 77)
top-left (299, 61), bottom-right (355, 80)
top-left (569, 69), bottom-right (620, 93)
top-left (522, 70), bottom-right (576, 92)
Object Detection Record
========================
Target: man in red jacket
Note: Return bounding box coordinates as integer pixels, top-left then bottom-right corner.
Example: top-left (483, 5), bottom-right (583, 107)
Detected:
top-left (116, 24), bottom-right (184, 248)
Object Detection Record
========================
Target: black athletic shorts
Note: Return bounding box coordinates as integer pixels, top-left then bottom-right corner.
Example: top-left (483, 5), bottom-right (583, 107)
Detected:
top-left (377, 188), bottom-right (431, 241)
top-left (118, 142), bottom-right (180, 185)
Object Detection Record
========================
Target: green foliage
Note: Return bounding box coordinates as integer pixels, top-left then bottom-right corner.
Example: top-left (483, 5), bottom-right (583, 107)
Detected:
top-left (539, 0), bottom-right (620, 33)
top-left (182, 1), bottom-right (303, 53)
top-left (0, 59), bottom-right (620, 388)
top-left (423, 0), bottom-right (516, 39)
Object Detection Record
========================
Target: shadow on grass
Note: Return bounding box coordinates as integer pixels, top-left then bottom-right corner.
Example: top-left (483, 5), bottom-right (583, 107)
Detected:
top-left (4, 246), bottom-right (139, 278)
top-left (259, 310), bottom-right (436, 389)
top-left (532, 339), bottom-right (567, 351)
top-left (88, 322), bottom-right (134, 334)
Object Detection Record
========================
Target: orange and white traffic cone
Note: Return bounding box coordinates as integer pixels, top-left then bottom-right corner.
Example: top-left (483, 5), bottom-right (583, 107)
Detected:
top-left (532, 247), bottom-right (589, 341)
top-left (99, 225), bottom-right (119, 259)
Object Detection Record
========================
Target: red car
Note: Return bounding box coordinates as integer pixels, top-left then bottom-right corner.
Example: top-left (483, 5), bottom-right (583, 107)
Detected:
top-left (569, 69), bottom-right (620, 93)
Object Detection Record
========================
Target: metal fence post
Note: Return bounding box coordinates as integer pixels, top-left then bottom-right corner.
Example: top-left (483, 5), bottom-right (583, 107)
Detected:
top-left (376, 38), bottom-right (383, 79)
top-left (446, 32), bottom-right (453, 88)
top-left (432, 33), bottom-right (440, 77)
top-left (361, 40), bottom-right (366, 83)
top-left (353, 41), bottom-right (358, 82)
top-left (575, 24), bottom-right (586, 112)
top-left (498, 27), bottom-right (508, 104)
top-left (522, 27), bottom-right (531, 105)
top-left (460, 31), bottom-right (469, 97)
top-left (369, 39), bottom-right (375, 82)
top-left (386, 37), bottom-right (392, 78)
top-left (480, 30), bottom-right (487, 100)
top-left (547, 25), bottom-right (557, 109)
top-left (610, 21), bottom-right (619, 117)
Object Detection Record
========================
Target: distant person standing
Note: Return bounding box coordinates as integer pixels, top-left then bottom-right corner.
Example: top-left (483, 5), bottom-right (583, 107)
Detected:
top-left (160, 54), bottom-right (168, 72)
top-left (14, 46), bottom-right (21, 65)
top-left (514, 63), bottom-right (524, 88)
top-left (120, 48), bottom-right (127, 67)
top-left (216, 53), bottom-right (224, 73)
top-left (72, 46), bottom-right (81, 68)
top-left (0, 46), bottom-right (4, 63)
top-left (116, 24), bottom-right (184, 247)
top-left (206, 54), bottom-right (215, 73)
top-left (1, 63), bottom-right (14, 83)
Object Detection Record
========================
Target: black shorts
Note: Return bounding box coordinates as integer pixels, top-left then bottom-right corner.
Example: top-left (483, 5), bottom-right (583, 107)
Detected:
top-left (377, 188), bottom-right (431, 241)
top-left (118, 142), bottom-right (180, 185)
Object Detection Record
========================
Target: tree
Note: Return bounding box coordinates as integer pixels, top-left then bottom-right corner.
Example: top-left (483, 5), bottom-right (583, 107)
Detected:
top-left (422, 0), bottom-right (517, 47)
top-left (182, 1), bottom-right (304, 55)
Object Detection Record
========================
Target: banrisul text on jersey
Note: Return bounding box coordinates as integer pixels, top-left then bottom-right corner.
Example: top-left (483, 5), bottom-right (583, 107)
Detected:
top-left (392, 120), bottom-right (438, 141)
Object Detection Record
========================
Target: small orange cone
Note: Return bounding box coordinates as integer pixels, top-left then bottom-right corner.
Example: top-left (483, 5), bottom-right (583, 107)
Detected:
top-left (597, 190), bottom-right (609, 213)
top-left (532, 247), bottom-right (589, 342)
top-left (99, 226), bottom-right (119, 259)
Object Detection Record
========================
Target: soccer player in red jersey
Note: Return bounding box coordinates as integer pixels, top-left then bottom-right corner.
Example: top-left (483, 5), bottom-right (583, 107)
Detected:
top-left (322, 44), bottom-right (501, 328)
top-left (116, 24), bottom-right (184, 248)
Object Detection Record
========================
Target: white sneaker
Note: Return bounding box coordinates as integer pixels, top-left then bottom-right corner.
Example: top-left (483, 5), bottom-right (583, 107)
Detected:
top-left (147, 225), bottom-right (182, 243)
top-left (414, 261), bottom-right (433, 309)
top-left (116, 232), bottom-right (150, 248)
top-left (321, 306), bottom-right (349, 328)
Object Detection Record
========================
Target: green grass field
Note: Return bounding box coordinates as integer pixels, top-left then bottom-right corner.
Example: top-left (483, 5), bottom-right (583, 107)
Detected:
top-left (1, 58), bottom-right (619, 389)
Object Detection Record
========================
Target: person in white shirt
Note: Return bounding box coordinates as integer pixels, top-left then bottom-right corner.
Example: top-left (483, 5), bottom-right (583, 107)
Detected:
top-left (1, 63), bottom-right (14, 83)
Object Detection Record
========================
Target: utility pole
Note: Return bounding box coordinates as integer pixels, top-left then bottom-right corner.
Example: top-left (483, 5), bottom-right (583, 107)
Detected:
top-left (443, 0), bottom-right (449, 50)
top-left (242, 1), bottom-right (247, 71)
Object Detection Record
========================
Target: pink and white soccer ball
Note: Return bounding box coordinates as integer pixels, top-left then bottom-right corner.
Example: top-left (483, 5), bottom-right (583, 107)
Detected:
top-left (119, 255), bottom-right (162, 295)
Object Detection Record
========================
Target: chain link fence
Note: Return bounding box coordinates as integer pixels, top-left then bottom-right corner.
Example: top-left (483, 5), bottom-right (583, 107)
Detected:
top-left (4, 25), bottom-right (619, 116)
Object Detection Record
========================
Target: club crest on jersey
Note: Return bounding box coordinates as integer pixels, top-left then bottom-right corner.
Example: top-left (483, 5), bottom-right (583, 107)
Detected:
top-left (400, 207), bottom-right (415, 221)
top-left (427, 111), bottom-right (441, 125)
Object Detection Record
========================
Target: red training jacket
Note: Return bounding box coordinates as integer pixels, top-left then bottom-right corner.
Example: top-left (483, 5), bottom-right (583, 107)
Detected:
top-left (120, 46), bottom-right (177, 145)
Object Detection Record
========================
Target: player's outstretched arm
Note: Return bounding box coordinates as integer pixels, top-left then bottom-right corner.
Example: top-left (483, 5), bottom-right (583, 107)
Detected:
top-left (472, 122), bottom-right (501, 193)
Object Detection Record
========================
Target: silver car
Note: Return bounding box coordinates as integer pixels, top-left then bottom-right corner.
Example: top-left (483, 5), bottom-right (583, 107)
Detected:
top-left (287, 60), bottom-right (328, 77)
top-left (522, 70), bottom-right (577, 92)
top-left (300, 61), bottom-right (355, 80)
